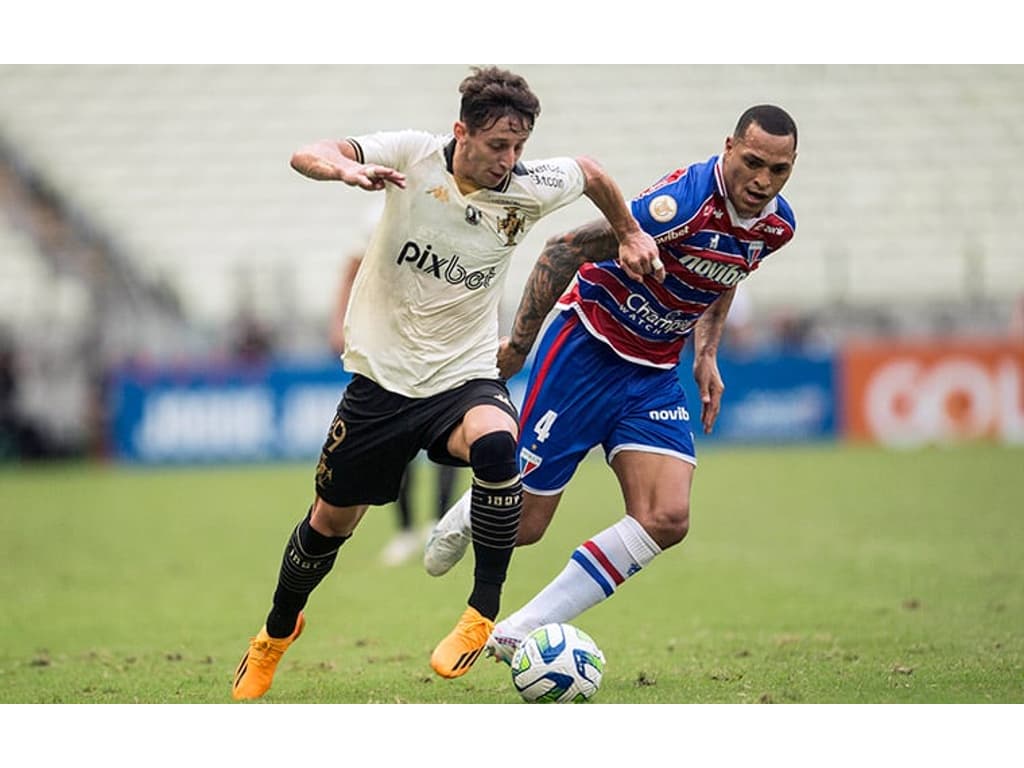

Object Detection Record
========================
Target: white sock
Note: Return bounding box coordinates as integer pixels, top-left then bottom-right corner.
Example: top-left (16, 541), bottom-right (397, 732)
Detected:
top-left (497, 515), bottom-right (661, 639)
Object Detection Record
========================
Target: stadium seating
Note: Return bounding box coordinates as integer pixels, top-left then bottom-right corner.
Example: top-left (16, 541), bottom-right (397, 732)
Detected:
top-left (1, 64), bottom-right (1022, 340)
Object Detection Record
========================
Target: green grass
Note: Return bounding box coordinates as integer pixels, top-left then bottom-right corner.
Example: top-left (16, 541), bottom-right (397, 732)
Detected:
top-left (1, 443), bottom-right (1022, 705)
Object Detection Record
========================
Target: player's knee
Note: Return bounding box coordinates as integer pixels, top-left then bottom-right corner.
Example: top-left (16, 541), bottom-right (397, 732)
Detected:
top-left (641, 501), bottom-right (690, 549)
top-left (469, 430), bottom-right (519, 484)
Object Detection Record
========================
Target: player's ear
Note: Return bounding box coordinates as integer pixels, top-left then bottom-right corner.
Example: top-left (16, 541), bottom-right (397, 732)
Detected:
top-left (453, 121), bottom-right (468, 142)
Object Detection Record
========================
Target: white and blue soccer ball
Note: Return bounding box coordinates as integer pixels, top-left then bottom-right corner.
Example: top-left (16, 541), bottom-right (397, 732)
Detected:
top-left (510, 622), bottom-right (606, 703)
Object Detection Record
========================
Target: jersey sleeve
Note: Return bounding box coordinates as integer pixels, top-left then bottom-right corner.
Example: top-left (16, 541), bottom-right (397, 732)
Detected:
top-left (345, 130), bottom-right (440, 173)
top-left (629, 160), bottom-right (715, 238)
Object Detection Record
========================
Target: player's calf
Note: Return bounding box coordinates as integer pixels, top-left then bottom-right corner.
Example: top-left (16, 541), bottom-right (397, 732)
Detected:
top-left (466, 430), bottom-right (521, 620)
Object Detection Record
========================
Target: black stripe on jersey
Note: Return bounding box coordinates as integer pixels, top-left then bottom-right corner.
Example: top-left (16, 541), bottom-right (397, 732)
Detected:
top-left (346, 138), bottom-right (364, 164)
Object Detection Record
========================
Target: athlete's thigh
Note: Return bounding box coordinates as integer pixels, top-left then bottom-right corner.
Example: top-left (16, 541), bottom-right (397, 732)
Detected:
top-left (605, 368), bottom-right (697, 536)
top-left (604, 367), bottom-right (697, 470)
top-left (423, 378), bottom-right (520, 464)
top-left (517, 315), bottom-right (626, 495)
top-left (610, 449), bottom-right (694, 517)
top-left (445, 403), bottom-right (519, 462)
top-left (315, 375), bottom-right (421, 507)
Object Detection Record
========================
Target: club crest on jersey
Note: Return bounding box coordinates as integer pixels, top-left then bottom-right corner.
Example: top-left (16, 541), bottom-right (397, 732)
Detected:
top-left (649, 195), bottom-right (677, 223)
top-left (519, 448), bottom-right (542, 477)
top-left (497, 207), bottom-right (525, 246)
top-left (746, 240), bottom-right (764, 265)
top-left (465, 204), bottom-right (481, 225)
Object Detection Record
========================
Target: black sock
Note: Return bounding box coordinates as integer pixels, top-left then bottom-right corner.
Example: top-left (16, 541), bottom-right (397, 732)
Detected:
top-left (468, 478), bottom-right (522, 618)
top-left (466, 432), bottom-right (521, 620)
top-left (266, 508), bottom-right (348, 637)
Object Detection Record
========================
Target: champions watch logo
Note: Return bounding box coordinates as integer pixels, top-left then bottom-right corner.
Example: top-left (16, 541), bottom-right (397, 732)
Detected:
top-left (396, 240), bottom-right (496, 289)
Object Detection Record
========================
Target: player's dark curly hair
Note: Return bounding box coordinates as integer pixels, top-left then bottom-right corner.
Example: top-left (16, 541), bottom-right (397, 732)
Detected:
top-left (459, 66), bottom-right (541, 134)
top-left (735, 105), bottom-right (798, 150)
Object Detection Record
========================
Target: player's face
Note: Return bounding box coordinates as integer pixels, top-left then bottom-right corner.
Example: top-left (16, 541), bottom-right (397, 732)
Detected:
top-left (721, 122), bottom-right (797, 218)
top-left (452, 115), bottom-right (532, 192)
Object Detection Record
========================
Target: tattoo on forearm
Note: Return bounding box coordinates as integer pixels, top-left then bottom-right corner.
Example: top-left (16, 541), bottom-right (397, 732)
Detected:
top-left (509, 220), bottom-right (617, 352)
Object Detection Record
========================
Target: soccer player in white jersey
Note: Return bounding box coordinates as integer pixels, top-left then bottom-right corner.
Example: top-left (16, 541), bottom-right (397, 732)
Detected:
top-left (231, 66), bottom-right (660, 700)
top-left (424, 105), bottom-right (798, 665)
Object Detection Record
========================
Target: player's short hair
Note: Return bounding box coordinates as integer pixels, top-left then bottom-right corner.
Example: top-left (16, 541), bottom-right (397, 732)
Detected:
top-left (735, 105), bottom-right (798, 150)
top-left (459, 66), bottom-right (541, 134)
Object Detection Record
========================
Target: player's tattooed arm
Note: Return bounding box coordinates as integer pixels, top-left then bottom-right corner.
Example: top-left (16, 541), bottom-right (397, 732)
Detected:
top-left (498, 219), bottom-right (616, 377)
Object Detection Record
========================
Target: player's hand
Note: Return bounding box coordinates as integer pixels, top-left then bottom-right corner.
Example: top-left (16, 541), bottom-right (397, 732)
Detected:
top-left (693, 353), bottom-right (724, 434)
top-left (497, 336), bottom-right (528, 379)
top-left (617, 230), bottom-right (664, 283)
top-left (349, 163), bottom-right (406, 191)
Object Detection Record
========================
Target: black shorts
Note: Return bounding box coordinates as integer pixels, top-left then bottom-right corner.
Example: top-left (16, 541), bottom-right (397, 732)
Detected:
top-left (314, 374), bottom-right (519, 507)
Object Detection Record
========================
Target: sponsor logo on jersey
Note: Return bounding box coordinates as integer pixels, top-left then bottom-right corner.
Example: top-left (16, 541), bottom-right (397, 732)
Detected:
top-left (426, 186), bottom-right (450, 203)
top-left (528, 164), bottom-right (567, 189)
top-left (396, 240), bottom-right (496, 290)
top-left (519, 447), bottom-right (542, 477)
top-left (620, 293), bottom-right (696, 335)
top-left (648, 405), bottom-right (690, 422)
top-left (491, 393), bottom-right (514, 410)
top-left (677, 254), bottom-right (749, 287)
top-left (649, 194), bottom-right (678, 223)
top-left (654, 225), bottom-right (688, 244)
top-left (497, 207), bottom-right (525, 246)
top-left (755, 222), bottom-right (785, 236)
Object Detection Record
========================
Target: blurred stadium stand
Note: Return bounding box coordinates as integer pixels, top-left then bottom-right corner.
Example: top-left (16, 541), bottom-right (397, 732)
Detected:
top-left (1, 64), bottom-right (1022, 456)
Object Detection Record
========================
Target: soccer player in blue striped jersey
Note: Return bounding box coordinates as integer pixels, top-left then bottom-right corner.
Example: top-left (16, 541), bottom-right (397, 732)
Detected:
top-left (424, 105), bottom-right (798, 662)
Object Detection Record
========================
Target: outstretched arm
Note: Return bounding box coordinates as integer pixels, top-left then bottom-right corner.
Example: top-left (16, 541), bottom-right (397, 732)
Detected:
top-left (497, 218), bottom-right (619, 378)
top-left (576, 155), bottom-right (662, 283)
top-left (290, 140), bottom-right (406, 190)
top-left (692, 286), bottom-right (736, 434)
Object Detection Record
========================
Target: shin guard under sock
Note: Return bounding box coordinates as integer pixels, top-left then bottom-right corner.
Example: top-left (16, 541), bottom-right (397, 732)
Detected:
top-left (266, 508), bottom-right (348, 637)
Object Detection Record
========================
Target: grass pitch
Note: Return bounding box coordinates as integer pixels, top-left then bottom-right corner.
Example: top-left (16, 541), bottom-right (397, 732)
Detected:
top-left (1, 443), bottom-right (1021, 706)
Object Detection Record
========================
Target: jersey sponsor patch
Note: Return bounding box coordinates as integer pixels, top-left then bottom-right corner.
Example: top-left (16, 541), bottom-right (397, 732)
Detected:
top-left (519, 447), bottom-right (542, 477)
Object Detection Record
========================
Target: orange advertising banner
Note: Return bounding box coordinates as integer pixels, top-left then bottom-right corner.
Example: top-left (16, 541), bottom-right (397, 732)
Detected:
top-left (842, 341), bottom-right (1024, 446)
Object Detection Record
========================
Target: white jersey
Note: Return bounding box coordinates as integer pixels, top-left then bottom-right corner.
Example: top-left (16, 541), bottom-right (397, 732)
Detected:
top-left (342, 130), bottom-right (586, 398)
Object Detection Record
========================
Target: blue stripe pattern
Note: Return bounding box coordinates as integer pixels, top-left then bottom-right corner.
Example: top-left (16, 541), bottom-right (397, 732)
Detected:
top-left (571, 550), bottom-right (615, 597)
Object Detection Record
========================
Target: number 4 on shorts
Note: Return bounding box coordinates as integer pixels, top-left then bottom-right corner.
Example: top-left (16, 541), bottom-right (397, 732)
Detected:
top-left (533, 409), bottom-right (558, 443)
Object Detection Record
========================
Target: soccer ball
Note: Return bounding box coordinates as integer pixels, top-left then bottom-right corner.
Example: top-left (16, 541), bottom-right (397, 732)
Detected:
top-left (510, 622), bottom-right (606, 703)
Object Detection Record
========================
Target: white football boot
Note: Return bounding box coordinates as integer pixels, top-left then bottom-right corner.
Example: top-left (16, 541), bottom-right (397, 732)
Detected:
top-left (485, 620), bottom-right (526, 665)
top-left (423, 489), bottom-right (472, 577)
